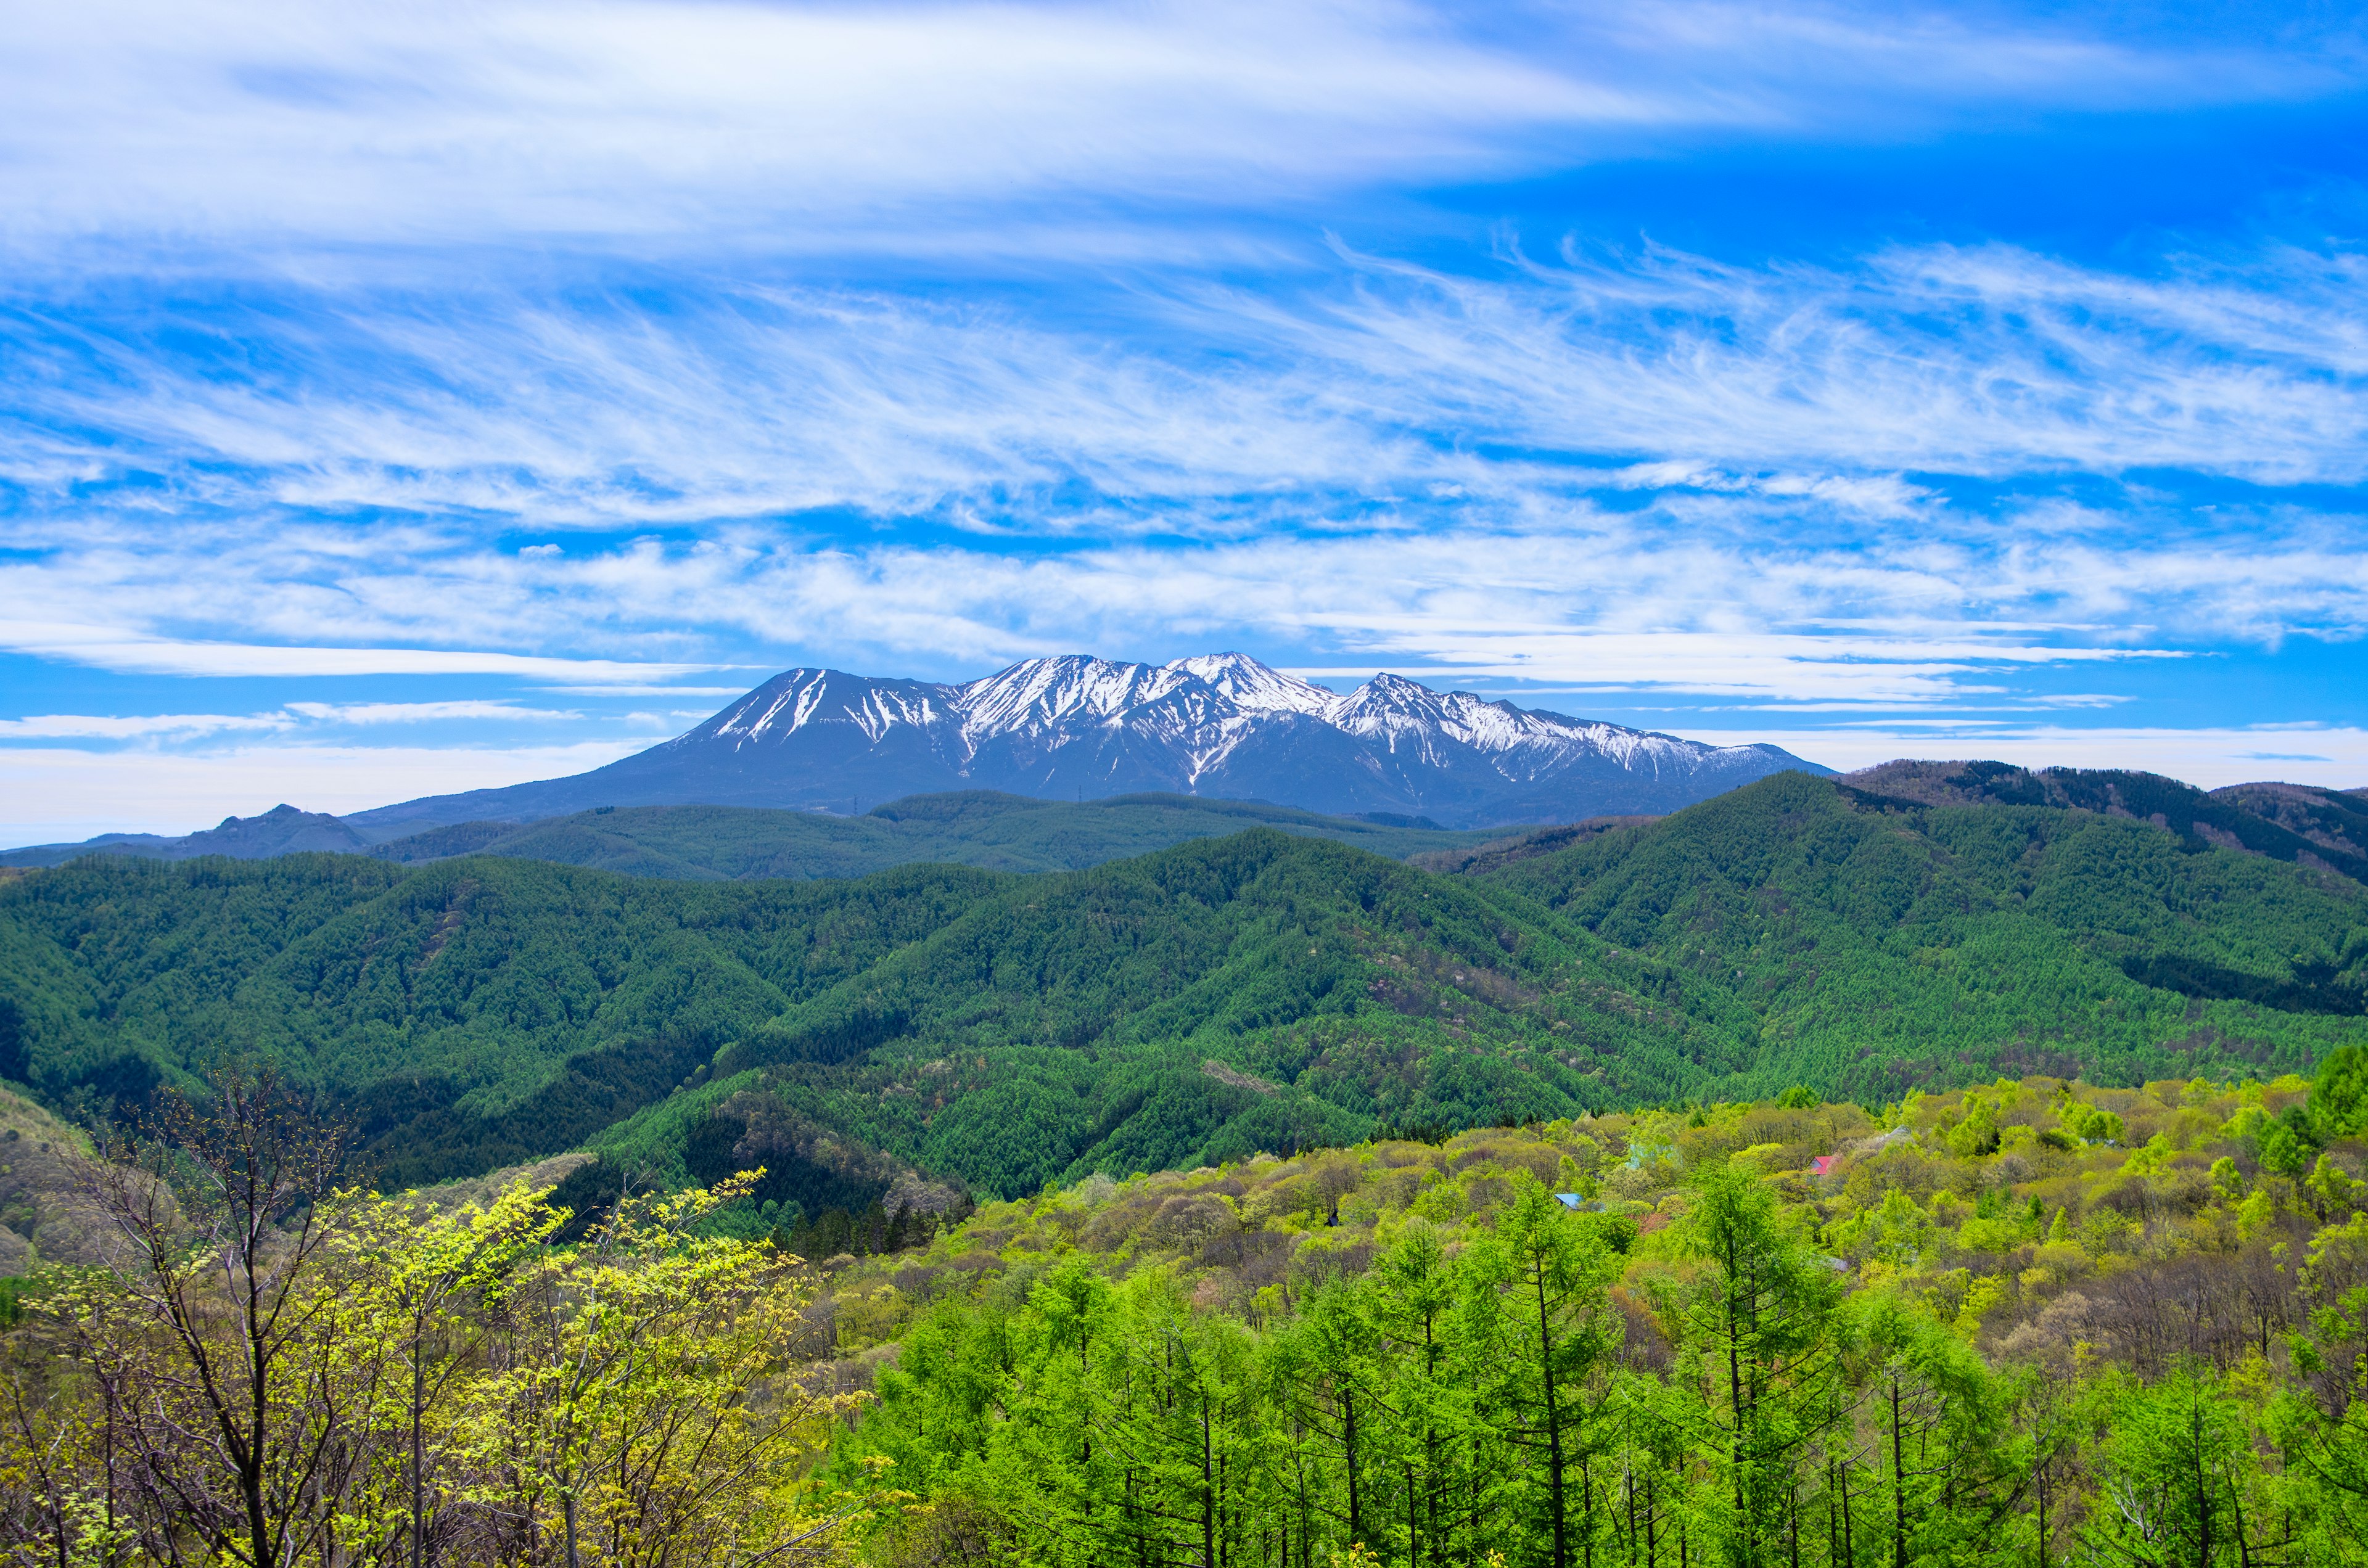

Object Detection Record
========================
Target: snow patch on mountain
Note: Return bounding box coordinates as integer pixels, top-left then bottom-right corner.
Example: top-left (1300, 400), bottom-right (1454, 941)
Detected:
top-left (332, 652), bottom-right (1832, 834)
top-left (1167, 652), bottom-right (1334, 716)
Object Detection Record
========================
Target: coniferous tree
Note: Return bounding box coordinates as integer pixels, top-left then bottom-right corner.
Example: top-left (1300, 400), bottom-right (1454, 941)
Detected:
top-left (1665, 1161), bottom-right (1843, 1566)
top-left (2078, 1364), bottom-right (2293, 1567)
top-left (1844, 1292), bottom-right (2025, 1567)
top-left (1463, 1178), bottom-right (1623, 1568)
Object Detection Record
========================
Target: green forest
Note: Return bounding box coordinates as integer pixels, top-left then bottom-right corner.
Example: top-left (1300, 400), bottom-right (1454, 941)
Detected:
top-left (2, 765), bottom-right (2368, 1563)
top-left (363, 790), bottom-right (1498, 880)
top-left (811, 1060), bottom-right (2368, 1566)
top-left (2, 771), bottom-right (2362, 1196)
top-left (12, 1054), bottom-right (2368, 1564)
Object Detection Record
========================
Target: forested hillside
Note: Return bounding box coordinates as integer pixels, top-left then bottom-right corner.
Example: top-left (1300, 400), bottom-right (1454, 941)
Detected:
top-left (0, 855), bottom-right (1004, 1183)
top-left (363, 790), bottom-right (1495, 879)
top-left (0, 771), bottom-right (2361, 1196)
top-left (1475, 770), bottom-right (2368, 1094)
top-left (18, 1061), bottom-right (2368, 1566)
top-left (795, 1060), bottom-right (2368, 1566)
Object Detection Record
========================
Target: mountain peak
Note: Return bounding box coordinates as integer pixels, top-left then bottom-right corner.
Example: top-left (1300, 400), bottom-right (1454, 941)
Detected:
top-left (326, 652), bottom-right (1835, 834)
top-left (1330, 671), bottom-right (1455, 722)
top-left (1164, 652), bottom-right (1333, 715)
top-left (954, 655), bottom-right (1198, 735)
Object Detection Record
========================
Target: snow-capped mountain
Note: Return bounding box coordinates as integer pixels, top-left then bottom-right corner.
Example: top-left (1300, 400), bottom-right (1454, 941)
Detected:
top-left (340, 653), bottom-right (1829, 836)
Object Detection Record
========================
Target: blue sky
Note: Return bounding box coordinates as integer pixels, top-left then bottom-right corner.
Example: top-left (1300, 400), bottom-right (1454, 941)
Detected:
top-left (4, 0), bottom-right (2367, 842)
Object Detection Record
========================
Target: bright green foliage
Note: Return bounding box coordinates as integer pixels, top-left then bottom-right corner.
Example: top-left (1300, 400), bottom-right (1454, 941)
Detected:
top-left (812, 1071), bottom-right (2368, 1564)
top-left (837, 1172), bottom-right (1635, 1567)
top-left (0, 1080), bottom-right (872, 1568)
top-left (1457, 1184), bottom-right (1624, 1564)
top-left (2263, 1118), bottom-right (2314, 1177)
top-left (2065, 1101), bottom-right (2128, 1144)
top-left (1842, 1292), bottom-right (2024, 1567)
top-left (2314, 1044), bottom-right (2368, 1139)
top-left (1666, 1162), bottom-right (1843, 1562)
top-left (20, 1071), bottom-right (2368, 1562)
top-left (2077, 1366), bottom-right (2288, 1564)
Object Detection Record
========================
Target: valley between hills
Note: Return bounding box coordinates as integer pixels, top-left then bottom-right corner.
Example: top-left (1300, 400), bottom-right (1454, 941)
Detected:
top-left (5, 757), bottom-right (2368, 1567)
top-left (2, 763), bottom-right (2361, 1204)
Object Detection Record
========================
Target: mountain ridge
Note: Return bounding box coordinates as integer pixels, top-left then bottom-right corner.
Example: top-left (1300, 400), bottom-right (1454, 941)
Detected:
top-left (1, 792), bottom-right (1500, 876)
top-left (358, 793), bottom-right (1498, 880)
top-left (4, 769), bottom-right (2362, 1197)
top-left (1840, 759), bottom-right (2368, 883)
top-left (337, 652), bottom-right (1830, 836)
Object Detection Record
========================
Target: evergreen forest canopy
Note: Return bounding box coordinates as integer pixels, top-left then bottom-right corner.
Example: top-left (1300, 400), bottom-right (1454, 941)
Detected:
top-left (0, 768), bottom-right (2361, 1203)
top-left (364, 792), bottom-right (1498, 879)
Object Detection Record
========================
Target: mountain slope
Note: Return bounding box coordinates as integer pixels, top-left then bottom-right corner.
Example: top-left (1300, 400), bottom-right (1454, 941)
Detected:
top-left (1472, 769), bottom-right (2368, 1097)
top-left (699, 778), bottom-right (2364, 1192)
top-left (0, 855), bottom-right (1004, 1183)
top-left (360, 792), bottom-right (1497, 880)
top-left (1844, 760), bottom-right (2368, 882)
top-left (2, 770), bottom-right (2361, 1199)
top-left (336, 652), bottom-right (1827, 835)
top-left (2206, 779), bottom-right (2368, 879)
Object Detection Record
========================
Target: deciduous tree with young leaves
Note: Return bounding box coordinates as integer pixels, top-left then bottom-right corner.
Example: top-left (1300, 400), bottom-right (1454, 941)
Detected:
top-left (1, 1074), bottom-right (869, 1568)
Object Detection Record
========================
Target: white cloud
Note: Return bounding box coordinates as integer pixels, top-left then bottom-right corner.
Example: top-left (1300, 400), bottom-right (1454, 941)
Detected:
top-left (538, 684), bottom-right (758, 696)
top-left (0, 712), bottom-right (291, 741)
top-left (0, 2), bottom-right (2351, 835)
top-left (281, 699), bottom-right (581, 724)
top-left (1247, 240), bottom-right (2368, 486)
top-left (0, 1), bottom-right (2328, 255)
top-left (0, 242), bottom-right (2361, 728)
top-left (0, 620), bottom-right (745, 682)
top-left (14, 239), bottom-right (2368, 558)
top-left (636, 525), bottom-right (2325, 699)
top-left (0, 503), bottom-right (2354, 713)
top-left (0, 699), bottom-right (609, 752)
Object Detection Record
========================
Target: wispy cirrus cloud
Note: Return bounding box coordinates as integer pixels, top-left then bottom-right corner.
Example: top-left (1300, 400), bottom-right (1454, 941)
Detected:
top-left (1, 1), bottom-right (2337, 255)
top-left (0, 712), bottom-right (290, 741)
top-left (0, 620), bottom-right (745, 683)
top-left (3, 0), bottom-right (2364, 839)
top-left (279, 699), bottom-right (580, 724)
top-left (0, 699), bottom-right (593, 744)
top-left (11, 240), bottom-right (2368, 544)
top-left (2, 504), bottom-right (2347, 708)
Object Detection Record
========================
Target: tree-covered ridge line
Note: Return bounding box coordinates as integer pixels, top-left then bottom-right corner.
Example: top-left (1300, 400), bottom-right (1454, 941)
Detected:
top-left (1, 771), bottom-right (2362, 1196)
top-left (362, 791), bottom-right (1502, 879)
top-left (630, 773), bottom-right (2368, 1196)
top-left (1836, 760), bottom-right (2368, 883)
top-left (0, 788), bottom-right (1502, 874)
top-left (794, 1056), bottom-right (2368, 1565)
top-left (1471, 773), bottom-right (2367, 1089)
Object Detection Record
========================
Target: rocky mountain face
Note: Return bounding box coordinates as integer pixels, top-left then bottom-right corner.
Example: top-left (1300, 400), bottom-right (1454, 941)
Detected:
top-left (340, 653), bottom-right (1830, 834)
